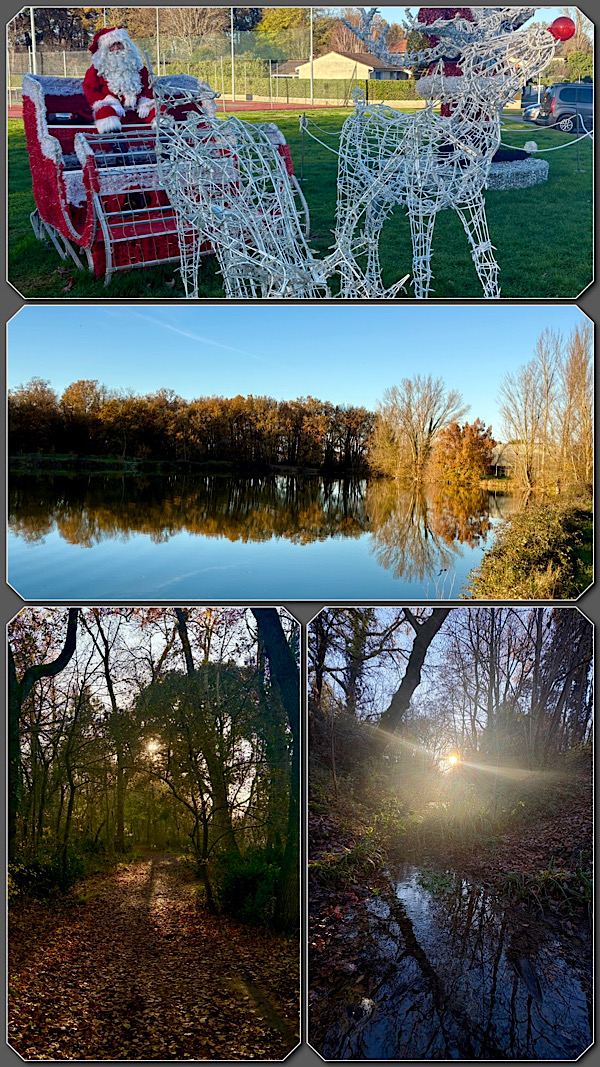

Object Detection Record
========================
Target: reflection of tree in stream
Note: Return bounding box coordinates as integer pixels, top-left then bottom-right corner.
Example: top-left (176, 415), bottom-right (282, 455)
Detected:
top-left (319, 868), bottom-right (591, 1061)
top-left (366, 482), bottom-right (510, 585)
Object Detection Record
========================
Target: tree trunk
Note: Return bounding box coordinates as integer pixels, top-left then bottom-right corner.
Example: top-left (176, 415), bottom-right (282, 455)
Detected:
top-left (8, 608), bottom-right (79, 861)
top-left (377, 608), bottom-right (451, 737)
top-left (251, 609), bottom-right (299, 932)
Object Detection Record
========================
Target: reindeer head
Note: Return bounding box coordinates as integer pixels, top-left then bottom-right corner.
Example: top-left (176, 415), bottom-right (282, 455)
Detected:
top-left (345, 7), bottom-right (573, 109)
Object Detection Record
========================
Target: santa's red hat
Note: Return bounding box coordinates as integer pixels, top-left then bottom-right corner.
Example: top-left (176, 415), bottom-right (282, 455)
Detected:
top-left (89, 27), bottom-right (132, 54)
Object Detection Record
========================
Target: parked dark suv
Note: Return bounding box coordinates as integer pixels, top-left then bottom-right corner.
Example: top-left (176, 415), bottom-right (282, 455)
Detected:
top-left (536, 82), bottom-right (593, 133)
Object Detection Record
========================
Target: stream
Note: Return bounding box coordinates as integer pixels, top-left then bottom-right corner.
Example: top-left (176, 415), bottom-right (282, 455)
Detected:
top-left (312, 865), bottom-right (592, 1060)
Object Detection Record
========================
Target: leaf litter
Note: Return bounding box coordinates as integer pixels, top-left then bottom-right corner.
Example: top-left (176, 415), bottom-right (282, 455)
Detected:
top-left (9, 852), bottom-right (299, 1060)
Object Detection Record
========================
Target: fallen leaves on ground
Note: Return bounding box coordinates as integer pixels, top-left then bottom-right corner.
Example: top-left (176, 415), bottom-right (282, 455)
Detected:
top-left (9, 852), bottom-right (299, 1061)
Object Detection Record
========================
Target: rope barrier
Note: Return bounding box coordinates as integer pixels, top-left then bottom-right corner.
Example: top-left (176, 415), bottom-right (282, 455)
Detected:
top-left (499, 132), bottom-right (592, 152)
top-left (300, 118), bottom-right (341, 156)
top-left (302, 116), bottom-right (341, 138)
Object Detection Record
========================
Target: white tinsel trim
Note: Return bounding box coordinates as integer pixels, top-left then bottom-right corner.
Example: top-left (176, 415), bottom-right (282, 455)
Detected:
top-left (91, 95), bottom-right (124, 115)
top-left (95, 113), bottom-right (122, 134)
top-left (65, 163), bottom-right (164, 206)
top-left (22, 74), bottom-right (63, 166)
top-left (23, 74), bottom-right (84, 97)
top-left (415, 73), bottom-right (509, 99)
top-left (523, 140), bottom-right (538, 153)
top-left (74, 132), bottom-right (94, 164)
top-left (260, 122), bottom-right (286, 146)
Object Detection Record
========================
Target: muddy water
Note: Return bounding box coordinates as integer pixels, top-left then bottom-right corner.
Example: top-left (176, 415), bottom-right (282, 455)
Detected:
top-left (314, 865), bottom-right (591, 1060)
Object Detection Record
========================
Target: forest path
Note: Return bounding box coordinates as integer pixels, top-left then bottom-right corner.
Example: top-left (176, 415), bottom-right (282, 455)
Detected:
top-left (9, 851), bottom-right (299, 1060)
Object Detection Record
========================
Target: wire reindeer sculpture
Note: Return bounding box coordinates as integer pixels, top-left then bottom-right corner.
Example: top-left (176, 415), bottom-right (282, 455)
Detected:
top-left (332, 7), bottom-right (562, 299)
top-left (154, 9), bottom-right (568, 299)
top-left (153, 81), bottom-right (328, 298)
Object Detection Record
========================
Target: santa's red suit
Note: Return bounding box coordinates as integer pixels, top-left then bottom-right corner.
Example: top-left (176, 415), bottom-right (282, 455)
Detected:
top-left (83, 27), bottom-right (156, 134)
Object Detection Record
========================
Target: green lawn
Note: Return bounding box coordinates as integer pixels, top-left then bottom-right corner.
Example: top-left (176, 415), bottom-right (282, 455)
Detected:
top-left (8, 110), bottom-right (593, 299)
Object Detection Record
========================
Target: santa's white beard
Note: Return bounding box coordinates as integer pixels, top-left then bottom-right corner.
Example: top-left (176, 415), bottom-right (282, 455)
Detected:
top-left (93, 47), bottom-right (143, 109)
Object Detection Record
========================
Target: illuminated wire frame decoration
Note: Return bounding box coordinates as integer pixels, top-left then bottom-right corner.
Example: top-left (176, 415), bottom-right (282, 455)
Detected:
top-left (153, 80), bottom-right (327, 298)
top-left (334, 7), bottom-right (572, 299)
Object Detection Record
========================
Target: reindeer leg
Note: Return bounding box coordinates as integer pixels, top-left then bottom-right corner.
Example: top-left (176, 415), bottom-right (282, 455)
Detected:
top-left (455, 193), bottom-right (501, 299)
top-left (407, 202), bottom-right (437, 299)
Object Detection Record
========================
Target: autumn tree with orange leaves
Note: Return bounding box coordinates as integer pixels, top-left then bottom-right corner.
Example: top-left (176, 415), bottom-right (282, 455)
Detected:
top-left (434, 419), bottom-right (496, 484)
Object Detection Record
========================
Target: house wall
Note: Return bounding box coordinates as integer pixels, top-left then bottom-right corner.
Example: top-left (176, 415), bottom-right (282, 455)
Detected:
top-left (296, 54), bottom-right (371, 79)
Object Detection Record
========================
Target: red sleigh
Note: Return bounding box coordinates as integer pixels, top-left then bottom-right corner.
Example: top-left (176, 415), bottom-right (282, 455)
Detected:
top-left (22, 73), bottom-right (308, 287)
top-left (22, 72), bottom-right (216, 285)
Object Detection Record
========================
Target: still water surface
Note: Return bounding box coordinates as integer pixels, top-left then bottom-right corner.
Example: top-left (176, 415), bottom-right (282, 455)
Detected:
top-left (8, 473), bottom-right (516, 600)
top-left (311, 864), bottom-right (592, 1060)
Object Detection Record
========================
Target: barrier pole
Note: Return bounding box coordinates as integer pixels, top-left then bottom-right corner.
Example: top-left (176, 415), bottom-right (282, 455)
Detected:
top-left (230, 8), bottom-right (235, 101)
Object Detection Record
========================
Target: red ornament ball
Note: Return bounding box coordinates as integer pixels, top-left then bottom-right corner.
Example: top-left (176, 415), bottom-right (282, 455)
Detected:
top-left (548, 16), bottom-right (576, 41)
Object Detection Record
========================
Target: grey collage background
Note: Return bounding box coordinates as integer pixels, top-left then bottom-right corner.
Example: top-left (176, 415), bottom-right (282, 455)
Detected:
top-left (2, 0), bottom-right (598, 1060)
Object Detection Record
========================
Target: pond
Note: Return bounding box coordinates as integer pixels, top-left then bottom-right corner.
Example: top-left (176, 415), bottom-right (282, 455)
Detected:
top-left (8, 472), bottom-right (517, 600)
top-left (310, 864), bottom-right (592, 1060)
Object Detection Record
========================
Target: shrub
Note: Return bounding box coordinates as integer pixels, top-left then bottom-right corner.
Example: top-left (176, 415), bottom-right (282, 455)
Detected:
top-left (214, 848), bottom-right (281, 926)
top-left (8, 851), bottom-right (85, 902)
top-left (464, 499), bottom-right (591, 600)
top-left (367, 79), bottom-right (419, 101)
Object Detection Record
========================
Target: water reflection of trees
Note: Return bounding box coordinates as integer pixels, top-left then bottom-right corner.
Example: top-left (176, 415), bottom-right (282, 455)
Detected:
top-left (10, 475), bottom-right (503, 568)
top-left (322, 875), bottom-right (591, 1061)
top-left (366, 481), bottom-right (495, 585)
top-left (9, 474), bottom-right (370, 548)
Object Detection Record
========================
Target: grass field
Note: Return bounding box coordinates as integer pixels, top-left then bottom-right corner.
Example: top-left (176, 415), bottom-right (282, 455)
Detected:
top-left (8, 109), bottom-right (593, 299)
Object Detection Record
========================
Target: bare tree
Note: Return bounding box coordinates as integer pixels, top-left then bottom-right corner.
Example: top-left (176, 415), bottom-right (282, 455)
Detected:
top-left (499, 361), bottom-right (544, 488)
top-left (373, 376), bottom-right (469, 482)
top-left (559, 7), bottom-right (593, 53)
top-left (557, 322), bottom-right (593, 488)
top-left (377, 608), bottom-right (451, 736)
top-left (499, 324), bottom-right (593, 491)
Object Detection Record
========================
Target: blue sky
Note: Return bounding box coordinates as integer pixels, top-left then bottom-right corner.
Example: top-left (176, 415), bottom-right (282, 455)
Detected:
top-left (8, 304), bottom-right (587, 436)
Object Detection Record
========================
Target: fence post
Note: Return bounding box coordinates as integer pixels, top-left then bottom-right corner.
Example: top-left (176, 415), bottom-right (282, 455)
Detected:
top-left (269, 59), bottom-right (273, 109)
top-left (29, 7), bottom-right (37, 74)
top-left (63, 51), bottom-right (67, 77)
top-left (155, 7), bottom-right (160, 75)
top-left (310, 7), bottom-right (314, 107)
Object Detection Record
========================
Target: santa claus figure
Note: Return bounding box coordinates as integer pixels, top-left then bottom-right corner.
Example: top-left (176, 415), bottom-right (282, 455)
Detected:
top-left (83, 27), bottom-right (156, 134)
